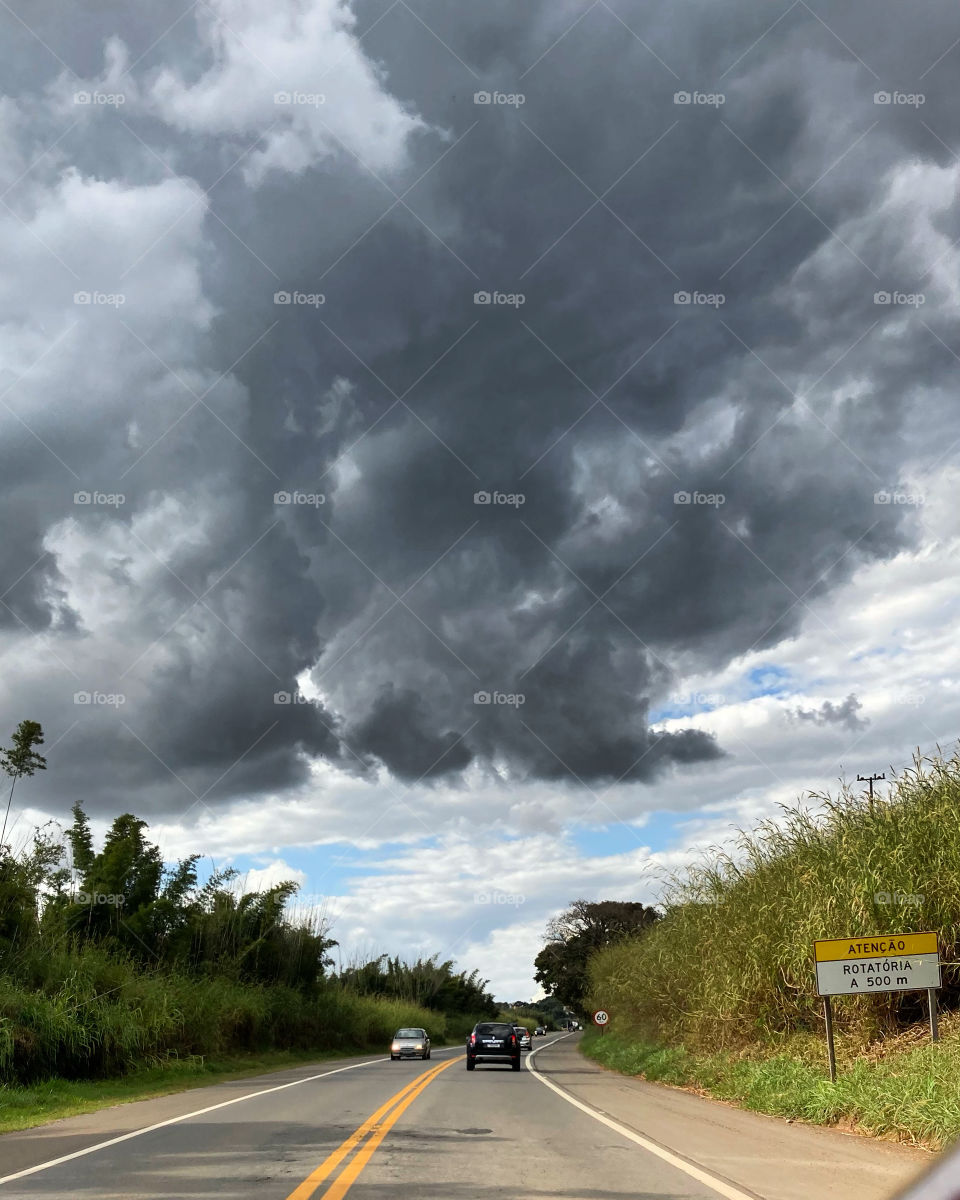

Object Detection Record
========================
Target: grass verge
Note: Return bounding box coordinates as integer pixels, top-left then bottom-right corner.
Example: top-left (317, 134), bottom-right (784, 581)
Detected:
top-left (581, 1025), bottom-right (960, 1149)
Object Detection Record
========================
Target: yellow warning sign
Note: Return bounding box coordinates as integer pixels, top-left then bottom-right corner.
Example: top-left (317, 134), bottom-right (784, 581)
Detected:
top-left (814, 931), bottom-right (937, 963)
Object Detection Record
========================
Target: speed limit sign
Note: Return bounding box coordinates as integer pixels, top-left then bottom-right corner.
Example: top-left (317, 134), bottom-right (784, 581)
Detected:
top-left (593, 1009), bottom-right (609, 1027)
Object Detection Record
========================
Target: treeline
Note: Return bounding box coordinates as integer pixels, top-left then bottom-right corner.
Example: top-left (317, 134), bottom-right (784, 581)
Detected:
top-left (2, 805), bottom-right (335, 989)
top-left (0, 720), bottom-right (496, 1084)
top-left (571, 750), bottom-right (960, 1052)
top-left (533, 899), bottom-right (660, 1010)
top-left (339, 955), bottom-right (498, 1018)
top-left (499, 997), bottom-right (567, 1029)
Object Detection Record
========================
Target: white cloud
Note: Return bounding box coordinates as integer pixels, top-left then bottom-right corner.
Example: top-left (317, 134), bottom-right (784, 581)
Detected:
top-left (230, 857), bottom-right (308, 894)
top-left (144, 0), bottom-right (428, 183)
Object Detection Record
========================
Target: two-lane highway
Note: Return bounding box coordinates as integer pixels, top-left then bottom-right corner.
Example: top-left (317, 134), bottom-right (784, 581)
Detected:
top-left (0, 1034), bottom-right (928, 1199)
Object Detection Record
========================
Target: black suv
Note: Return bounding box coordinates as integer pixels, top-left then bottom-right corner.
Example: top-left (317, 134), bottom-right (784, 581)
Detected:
top-left (465, 1021), bottom-right (521, 1071)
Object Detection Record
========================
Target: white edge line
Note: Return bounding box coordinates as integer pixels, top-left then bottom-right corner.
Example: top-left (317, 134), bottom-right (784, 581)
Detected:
top-left (525, 1037), bottom-right (759, 1200)
top-left (0, 1047), bottom-right (463, 1186)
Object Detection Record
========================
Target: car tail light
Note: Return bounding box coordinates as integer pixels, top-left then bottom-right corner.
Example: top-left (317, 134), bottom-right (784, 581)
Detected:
top-left (510, 1034), bottom-right (516, 1045)
top-left (469, 1033), bottom-right (476, 1045)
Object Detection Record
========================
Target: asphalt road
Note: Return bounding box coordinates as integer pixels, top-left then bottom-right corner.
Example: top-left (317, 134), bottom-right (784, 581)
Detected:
top-left (0, 1034), bottom-right (933, 1200)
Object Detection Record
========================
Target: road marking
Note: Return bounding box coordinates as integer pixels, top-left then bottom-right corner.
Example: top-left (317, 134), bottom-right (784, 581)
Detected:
top-left (286, 1056), bottom-right (460, 1200)
top-left (526, 1039), bottom-right (761, 1200)
top-left (284, 1062), bottom-right (444, 1200)
top-left (0, 1048), bottom-right (462, 1186)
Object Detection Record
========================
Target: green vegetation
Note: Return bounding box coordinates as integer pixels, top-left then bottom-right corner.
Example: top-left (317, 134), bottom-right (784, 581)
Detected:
top-left (534, 900), bottom-right (660, 1009)
top-left (571, 750), bottom-right (960, 1144)
top-left (339, 955), bottom-right (497, 1037)
top-left (499, 996), bottom-right (567, 1030)
top-left (587, 753), bottom-right (960, 1049)
top-left (582, 1024), bottom-right (960, 1148)
top-left (0, 956), bottom-right (455, 1085)
top-left (0, 719), bottom-right (495, 1099)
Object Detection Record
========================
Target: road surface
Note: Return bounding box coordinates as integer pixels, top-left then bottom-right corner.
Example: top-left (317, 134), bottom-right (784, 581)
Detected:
top-left (0, 1034), bottom-right (932, 1199)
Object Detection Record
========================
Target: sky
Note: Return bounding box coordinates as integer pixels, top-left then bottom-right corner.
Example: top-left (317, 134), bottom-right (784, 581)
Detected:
top-left (2, 0), bottom-right (960, 1000)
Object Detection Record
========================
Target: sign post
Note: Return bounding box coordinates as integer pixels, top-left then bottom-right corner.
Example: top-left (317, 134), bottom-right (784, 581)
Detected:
top-left (822, 996), bottom-right (836, 1083)
top-left (593, 1009), bottom-right (609, 1036)
top-left (928, 988), bottom-right (940, 1043)
top-left (813, 931), bottom-right (940, 1081)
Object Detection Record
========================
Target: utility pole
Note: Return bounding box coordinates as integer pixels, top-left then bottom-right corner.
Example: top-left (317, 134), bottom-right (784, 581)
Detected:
top-left (857, 772), bottom-right (885, 814)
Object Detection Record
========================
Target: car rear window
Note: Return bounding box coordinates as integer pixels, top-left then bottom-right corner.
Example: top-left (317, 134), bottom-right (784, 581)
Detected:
top-left (475, 1023), bottom-right (513, 1035)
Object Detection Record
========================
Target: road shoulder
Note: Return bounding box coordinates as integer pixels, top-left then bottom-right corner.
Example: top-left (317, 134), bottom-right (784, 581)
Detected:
top-left (530, 1035), bottom-right (930, 1200)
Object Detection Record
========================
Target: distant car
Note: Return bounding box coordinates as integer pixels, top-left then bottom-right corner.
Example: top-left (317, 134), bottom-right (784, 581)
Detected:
top-left (466, 1021), bottom-right (521, 1071)
top-left (514, 1026), bottom-right (532, 1050)
top-left (390, 1027), bottom-right (430, 1060)
top-left (534, 1026), bottom-right (546, 1036)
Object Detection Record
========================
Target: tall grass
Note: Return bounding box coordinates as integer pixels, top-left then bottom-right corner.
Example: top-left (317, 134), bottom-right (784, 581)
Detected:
top-left (0, 945), bottom-right (448, 1084)
top-left (588, 750), bottom-right (960, 1051)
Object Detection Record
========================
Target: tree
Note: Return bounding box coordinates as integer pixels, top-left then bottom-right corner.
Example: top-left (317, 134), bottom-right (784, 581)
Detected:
top-left (534, 899), bottom-right (660, 1008)
top-left (0, 823), bottom-right (62, 959)
top-left (47, 804), bottom-right (340, 985)
top-left (0, 720), bottom-right (47, 851)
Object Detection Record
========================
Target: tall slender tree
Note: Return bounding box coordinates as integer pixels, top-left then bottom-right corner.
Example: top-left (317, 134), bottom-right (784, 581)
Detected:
top-left (0, 720), bottom-right (47, 851)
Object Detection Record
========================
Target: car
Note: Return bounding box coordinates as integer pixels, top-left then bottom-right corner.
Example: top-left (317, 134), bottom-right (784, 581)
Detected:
top-left (465, 1021), bottom-right (521, 1071)
top-left (390, 1027), bottom-right (431, 1060)
top-left (534, 1026), bottom-right (546, 1036)
top-left (514, 1026), bottom-right (532, 1050)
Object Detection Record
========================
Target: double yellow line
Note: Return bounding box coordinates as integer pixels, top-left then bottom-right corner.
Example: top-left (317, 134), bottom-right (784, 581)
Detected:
top-left (285, 1055), bottom-right (461, 1200)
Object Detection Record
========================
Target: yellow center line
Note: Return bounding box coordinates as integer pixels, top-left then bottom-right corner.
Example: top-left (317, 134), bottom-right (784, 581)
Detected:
top-left (319, 1056), bottom-right (460, 1199)
top-left (284, 1056), bottom-right (461, 1200)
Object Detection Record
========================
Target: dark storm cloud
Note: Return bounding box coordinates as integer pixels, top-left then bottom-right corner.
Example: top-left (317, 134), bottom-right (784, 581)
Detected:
top-left (351, 683), bottom-right (474, 781)
top-left (791, 694), bottom-right (869, 733)
top-left (1, 0), bottom-right (957, 815)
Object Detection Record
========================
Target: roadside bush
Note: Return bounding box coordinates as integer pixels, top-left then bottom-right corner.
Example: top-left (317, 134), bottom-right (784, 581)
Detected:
top-left (588, 750), bottom-right (960, 1050)
top-left (0, 950), bottom-right (446, 1084)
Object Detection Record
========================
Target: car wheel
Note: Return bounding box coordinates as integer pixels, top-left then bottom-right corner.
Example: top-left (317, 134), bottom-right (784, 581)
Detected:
top-left (466, 1058), bottom-right (475, 1070)
top-left (511, 1058), bottom-right (521, 1071)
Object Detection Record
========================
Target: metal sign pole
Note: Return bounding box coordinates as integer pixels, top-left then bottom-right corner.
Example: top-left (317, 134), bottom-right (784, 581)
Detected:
top-left (823, 996), bottom-right (837, 1083)
top-left (928, 988), bottom-right (940, 1043)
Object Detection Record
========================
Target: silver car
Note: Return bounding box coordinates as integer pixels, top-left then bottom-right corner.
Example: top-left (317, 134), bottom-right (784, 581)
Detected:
top-left (390, 1027), bottom-right (431, 1060)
